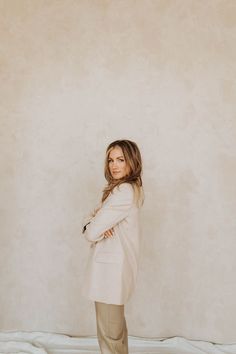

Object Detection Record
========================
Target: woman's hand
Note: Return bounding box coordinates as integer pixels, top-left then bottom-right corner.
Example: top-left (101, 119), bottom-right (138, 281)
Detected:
top-left (104, 227), bottom-right (114, 239)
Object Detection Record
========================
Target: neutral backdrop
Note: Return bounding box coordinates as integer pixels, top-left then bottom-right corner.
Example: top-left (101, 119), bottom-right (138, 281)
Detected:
top-left (0, 0), bottom-right (236, 344)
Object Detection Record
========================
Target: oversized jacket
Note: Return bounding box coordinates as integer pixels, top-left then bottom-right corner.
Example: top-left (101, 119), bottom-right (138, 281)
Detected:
top-left (81, 182), bottom-right (141, 305)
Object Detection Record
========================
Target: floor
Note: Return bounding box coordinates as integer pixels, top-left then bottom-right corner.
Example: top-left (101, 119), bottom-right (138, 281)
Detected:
top-left (0, 331), bottom-right (236, 354)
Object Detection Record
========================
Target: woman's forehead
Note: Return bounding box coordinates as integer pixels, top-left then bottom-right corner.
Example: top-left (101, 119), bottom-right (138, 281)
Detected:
top-left (109, 146), bottom-right (124, 157)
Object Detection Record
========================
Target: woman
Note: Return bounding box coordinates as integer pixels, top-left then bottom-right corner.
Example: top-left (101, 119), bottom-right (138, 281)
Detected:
top-left (82, 139), bottom-right (144, 354)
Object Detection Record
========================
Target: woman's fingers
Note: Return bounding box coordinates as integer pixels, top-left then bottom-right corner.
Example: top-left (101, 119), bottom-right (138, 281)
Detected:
top-left (104, 231), bottom-right (112, 238)
top-left (104, 228), bottom-right (114, 238)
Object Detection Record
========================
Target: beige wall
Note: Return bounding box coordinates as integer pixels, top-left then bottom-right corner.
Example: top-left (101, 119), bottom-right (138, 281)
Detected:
top-left (0, 0), bottom-right (236, 343)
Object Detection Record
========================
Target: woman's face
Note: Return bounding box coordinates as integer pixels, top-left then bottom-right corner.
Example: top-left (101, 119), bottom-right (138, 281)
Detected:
top-left (108, 146), bottom-right (130, 180)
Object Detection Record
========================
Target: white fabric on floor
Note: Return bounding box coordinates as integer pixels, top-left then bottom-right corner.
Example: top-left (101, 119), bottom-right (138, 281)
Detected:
top-left (0, 332), bottom-right (236, 354)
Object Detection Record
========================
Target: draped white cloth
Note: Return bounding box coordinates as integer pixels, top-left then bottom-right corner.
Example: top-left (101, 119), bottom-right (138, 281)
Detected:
top-left (0, 331), bottom-right (236, 354)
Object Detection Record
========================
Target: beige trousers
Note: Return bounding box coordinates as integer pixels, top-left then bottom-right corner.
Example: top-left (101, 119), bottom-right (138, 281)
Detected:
top-left (95, 301), bottom-right (128, 354)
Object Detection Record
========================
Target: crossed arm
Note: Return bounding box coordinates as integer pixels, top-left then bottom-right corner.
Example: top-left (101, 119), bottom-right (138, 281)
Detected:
top-left (82, 183), bottom-right (134, 243)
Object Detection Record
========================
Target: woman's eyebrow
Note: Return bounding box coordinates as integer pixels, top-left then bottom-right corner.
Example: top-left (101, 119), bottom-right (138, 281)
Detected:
top-left (108, 156), bottom-right (124, 159)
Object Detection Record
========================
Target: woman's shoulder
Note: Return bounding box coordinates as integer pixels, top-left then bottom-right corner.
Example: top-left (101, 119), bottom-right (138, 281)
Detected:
top-left (116, 182), bottom-right (144, 208)
top-left (114, 182), bottom-right (133, 193)
top-left (111, 183), bottom-right (134, 202)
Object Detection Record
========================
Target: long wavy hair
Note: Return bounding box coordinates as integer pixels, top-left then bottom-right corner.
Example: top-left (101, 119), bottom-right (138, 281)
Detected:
top-left (101, 139), bottom-right (144, 208)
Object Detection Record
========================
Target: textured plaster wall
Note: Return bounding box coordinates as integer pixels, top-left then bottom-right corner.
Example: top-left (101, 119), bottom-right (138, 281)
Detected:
top-left (0, 0), bottom-right (236, 344)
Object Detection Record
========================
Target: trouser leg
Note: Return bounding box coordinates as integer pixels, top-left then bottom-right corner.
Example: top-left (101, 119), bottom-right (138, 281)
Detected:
top-left (95, 301), bottom-right (128, 354)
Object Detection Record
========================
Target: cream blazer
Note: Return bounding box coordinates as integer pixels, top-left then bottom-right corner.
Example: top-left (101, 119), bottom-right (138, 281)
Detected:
top-left (81, 182), bottom-right (141, 305)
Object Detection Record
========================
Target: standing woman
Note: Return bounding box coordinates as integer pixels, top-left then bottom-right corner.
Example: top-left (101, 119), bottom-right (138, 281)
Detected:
top-left (82, 139), bottom-right (144, 354)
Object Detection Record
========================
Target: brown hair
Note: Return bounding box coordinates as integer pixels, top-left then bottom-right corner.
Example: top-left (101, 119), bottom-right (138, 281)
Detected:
top-left (101, 139), bottom-right (144, 207)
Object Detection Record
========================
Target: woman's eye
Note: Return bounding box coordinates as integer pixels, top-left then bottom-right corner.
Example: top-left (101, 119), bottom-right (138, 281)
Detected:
top-left (108, 159), bottom-right (124, 161)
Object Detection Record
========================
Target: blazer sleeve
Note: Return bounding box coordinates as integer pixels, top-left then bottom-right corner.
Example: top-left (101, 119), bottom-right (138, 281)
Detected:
top-left (81, 201), bottom-right (102, 231)
top-left (82, 183), bottom-right (134, 243)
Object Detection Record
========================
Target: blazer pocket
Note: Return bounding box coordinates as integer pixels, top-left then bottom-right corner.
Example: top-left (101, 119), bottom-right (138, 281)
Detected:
top-left (95, 251), bottom-right (123, 264)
